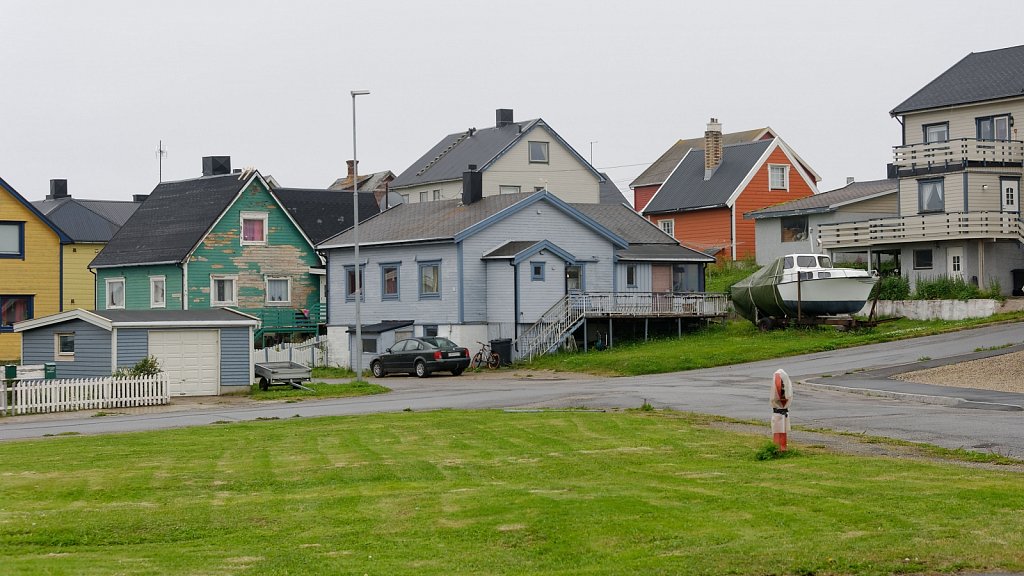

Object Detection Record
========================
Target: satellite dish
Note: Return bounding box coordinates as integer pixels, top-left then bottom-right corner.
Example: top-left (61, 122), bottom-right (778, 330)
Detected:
top-left (380, 192), bottom-right (405, 211)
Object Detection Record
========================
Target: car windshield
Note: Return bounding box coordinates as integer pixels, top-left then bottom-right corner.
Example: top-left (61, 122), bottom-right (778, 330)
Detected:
top-left (421, 337), bottom-right (458, 350)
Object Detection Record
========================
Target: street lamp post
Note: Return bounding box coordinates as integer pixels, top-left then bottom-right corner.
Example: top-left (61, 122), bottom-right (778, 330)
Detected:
top-left (351, 89), bottom-right (370, 379)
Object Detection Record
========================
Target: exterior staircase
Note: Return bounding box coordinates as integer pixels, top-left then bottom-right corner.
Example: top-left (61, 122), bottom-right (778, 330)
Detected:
top-left (513, 294), bottom-right (587, 362)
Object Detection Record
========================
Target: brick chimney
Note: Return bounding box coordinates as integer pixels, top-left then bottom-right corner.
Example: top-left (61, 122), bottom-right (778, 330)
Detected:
top-left (47, 179), bottom-right (69, 200)
top-left (347, 159), bottom-right (359, 178)
top-left (704, 118), bottom-right (723, 181)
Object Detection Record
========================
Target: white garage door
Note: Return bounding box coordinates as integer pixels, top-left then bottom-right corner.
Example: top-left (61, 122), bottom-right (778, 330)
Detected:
top-left (149, 330), bottom-right (220, 396)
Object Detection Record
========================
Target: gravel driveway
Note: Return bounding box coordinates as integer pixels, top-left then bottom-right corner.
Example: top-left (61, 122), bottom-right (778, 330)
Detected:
top-left (894, 350), bottom-right (1024, 393)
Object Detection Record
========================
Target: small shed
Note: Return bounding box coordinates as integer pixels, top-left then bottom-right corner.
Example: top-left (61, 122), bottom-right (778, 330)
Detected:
top-left (14, 309), bottom-right (259, 396)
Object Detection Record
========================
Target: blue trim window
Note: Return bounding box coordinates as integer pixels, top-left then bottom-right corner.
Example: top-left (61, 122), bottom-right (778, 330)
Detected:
top-left (0, 295), bottom-right (33, 332)
top-left (381, 263), bottom-right (400, 300)
top-left (345, 265), bottom-right (365, 302)
top-left (418, 261), bottom-right (441, 299)
top-left (0, 221), bottom-right (25, 259)
top-left (530, 261), bottom-right (545, 281)
top-left (625, 264), bottom-right (637, 288)
top-left (918, 178), bottom-right (945, 213)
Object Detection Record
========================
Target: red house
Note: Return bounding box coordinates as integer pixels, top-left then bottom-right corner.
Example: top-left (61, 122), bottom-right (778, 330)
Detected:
top-left (632, 119), bottom-right (820, 261)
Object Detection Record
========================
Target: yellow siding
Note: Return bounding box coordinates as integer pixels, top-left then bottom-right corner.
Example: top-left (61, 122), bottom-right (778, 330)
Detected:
top-left (903, 100), bottom-right (1024, 144)
top-left (834, 193), bottom-right (897, 216)
top-left (0, 183), bottom-right (62, 361)
top-left (63, 243), bottom-right (103, 310)
top-left (900, 175), bottom-right (964, 216)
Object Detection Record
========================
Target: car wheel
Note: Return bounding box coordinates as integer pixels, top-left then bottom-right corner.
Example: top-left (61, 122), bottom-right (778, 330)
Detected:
top-left (371, 360), bottom-right (386, 378)
top-left (451, 367), bottom-right (464, 376)
top-left (414, 360), bottom-right (429, 378)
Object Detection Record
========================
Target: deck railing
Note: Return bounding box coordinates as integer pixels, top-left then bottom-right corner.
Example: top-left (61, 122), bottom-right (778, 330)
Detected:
top-left (893, 139), bottom-right (1024, 171)
top-left (818, 211), bottom-right (1024, 249)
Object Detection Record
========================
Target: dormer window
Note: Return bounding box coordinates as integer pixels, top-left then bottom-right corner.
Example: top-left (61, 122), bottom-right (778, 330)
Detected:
top-left (240, 212), bottom-right (268, 245)
top-left (529, 141), bottom-right (549, 163)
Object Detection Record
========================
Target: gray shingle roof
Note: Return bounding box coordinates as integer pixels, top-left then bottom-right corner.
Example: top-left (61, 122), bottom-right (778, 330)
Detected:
top-left (630, 128), bottom-right (772, 188)
top-left (33, 198), bottom-right (140, 242)
top-left (481, 241), bottom-right (542, 259)
top-left (891, 45), bottom-right (1024, 115)
top-left (617, 244), bottom-right (714, 262)
top-left (97, 308), bottom-right (257, 324)
top-left (598, 172), bottom-right (627, 204)
top-left (90, 173), bottom-right (248, 268)
top-left (274, 188), bottom-right (380, 245)
top-left (642, 139), bottom-right (774, 214)
top-left (746, 178), bottom-right (897, 219)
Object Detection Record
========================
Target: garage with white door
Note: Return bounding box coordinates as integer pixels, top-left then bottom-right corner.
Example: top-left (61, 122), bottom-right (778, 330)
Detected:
top-left (149, 329), bottom-right (221, 396)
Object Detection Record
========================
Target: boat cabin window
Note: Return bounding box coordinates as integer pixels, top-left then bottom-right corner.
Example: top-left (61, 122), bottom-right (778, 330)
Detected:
top-left (796, 255), bottom-right (817, 268)
top-left (817, 256), bottom-right (832, 268)
top-left (783, 256), bottom-right (794, 269)
top-left (818, 271), bottom-right (831, 278)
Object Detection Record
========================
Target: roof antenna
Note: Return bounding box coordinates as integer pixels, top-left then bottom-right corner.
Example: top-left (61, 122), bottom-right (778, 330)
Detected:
top-left (155, 140), bottom-right (168, 182)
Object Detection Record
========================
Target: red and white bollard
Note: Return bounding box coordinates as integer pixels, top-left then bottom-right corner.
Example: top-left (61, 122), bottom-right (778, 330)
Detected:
top-left (770, 369), bottom-right (793, 451)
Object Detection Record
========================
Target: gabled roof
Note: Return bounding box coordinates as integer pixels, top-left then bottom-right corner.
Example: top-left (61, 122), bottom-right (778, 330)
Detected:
top-left (572, 203), bottom-right (715, 263)
top-left (391, 118), bottom-right (604, 189)
top-left (328, 170), bottom-right (395, 192)
top-left (746, 178), bottom-right (898, 219)
top-left (642, 139), bottom-right (775, 215)
top-left (90, 173), bottom-right (250, 268)
top-left (598, 172), bottom-right (627, 204)
top-left (481, 240), bottom-right (577, 265)
top-left (33, 197), bottom-right (141, 242)
top-left (891, 45), bottom-right (1024, 115)
top-left (0, 176), bottom-right (71, 243)
top-left (14, 308), bottom-right (258, 332)
top-left (273, 188), bottom-right (380, 245)
top-left (630, 128), bottom-right (773, 189)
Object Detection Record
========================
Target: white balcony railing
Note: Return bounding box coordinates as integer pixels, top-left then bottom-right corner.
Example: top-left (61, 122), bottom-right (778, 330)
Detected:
top-left (893, 139), bottom-right (1024, 170)
top-left (818, 211), bottom-right (1024, 249)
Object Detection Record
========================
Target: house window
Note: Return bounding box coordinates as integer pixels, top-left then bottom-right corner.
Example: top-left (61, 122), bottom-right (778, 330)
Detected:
top-left (918, 178), bottom-right (945, 213)
top-left (781, 216), bottom-right (809, 242)
top-left (566, 265), bottom-right (583, 292)
top-left (913, 249), bottom-right (933, 270)
top-left (55, 333), bottom-right (75, 360)
top-left (432, 190), bottom-right (441, 201)
top-left (266, 277), bottom-right (290, 305)
top-left (529, 141), bottom-right (549, 163)
top-left (150, 276), bottom-right (166, 308)
top-left (345, 266), bottom-right (365, 302)
top-left (423, 325), bottom-right (438, 337)
top-left (381, 263), bottom-right (400, 300)
top-left (923, 122), bottom-right (949, 143)
top-left (977, 115), bottom-right (1010, 141)
top-left (769, 165), bottom-right (789, 190)
top-left (499, 185), bottom-right (521, 194)
top-left (419, 261), bottom-right (441, 299)
top-left (211, 275), bottom-right (237, 306)
top-left (625, 264), bottom-right (637, 288)
top-left (0, 222), bottom-right (25, 259)
top-left (240, 212), bottom-right (268, 245)
top-left (419, 191), bottom-right (428, 202)
top-left (534, 186), bottom-right (546, 192)
top-left (531, 261), bottom-right (545, 281)
top-left (106, 278), bottom-right (125, 309)
top-left (659, 219), bottom-right (674, 236)
top-left (362, 337), bottom-right (378, 354)
top-left (0, 295), bottom-right (33, 331)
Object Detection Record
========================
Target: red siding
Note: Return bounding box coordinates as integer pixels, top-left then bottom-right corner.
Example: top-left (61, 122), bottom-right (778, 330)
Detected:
top-left (733, 147), bottom-right (816, 260)
top-left (634, 184), bottom-right (659, 211)
top-left (647, 208), bottom-right (732, 261)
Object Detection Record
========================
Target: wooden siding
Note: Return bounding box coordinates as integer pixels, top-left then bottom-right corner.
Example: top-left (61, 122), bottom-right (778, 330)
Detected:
top-left (899, 175), bottom-right (965, 216)
top-left (116, 328), bottom-right (149, 369)
top-left (651, 208), bottom-right (732, 259)
top-left (834, 194), bottom-right (898, 215)
top-left (485, 260), bottom-right (515, 323)
top-left (187, 179), bottom-right (321, 312)
top-left (633, 185), bottom-right (659, 212)
top-left (902, 100), bottom-right (1024, 145)
top-left (394, 181), bottom-right (462, 203)
top-left (96, 265), bottom-right (183, 310)
top-left (0, 182), bottom-right (62, 361)
top-left (62, 243), bottom-right (103, 310)
top-left (219, 327), bottom-right (251, 388)
top-left (21, 319), bottom-right (112, 379)
top-left (483, 126), bottom-right (601, 204)
top-left (617, 262), bottom-right (652, 292)
top-left (518, 259), bottom-right (566, 323)
top-left (732, 147), bottom-right (816, 260)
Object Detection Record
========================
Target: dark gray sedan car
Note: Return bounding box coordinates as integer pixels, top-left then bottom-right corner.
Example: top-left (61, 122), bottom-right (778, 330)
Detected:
top-left (370, 337), bottom-right (471, 378)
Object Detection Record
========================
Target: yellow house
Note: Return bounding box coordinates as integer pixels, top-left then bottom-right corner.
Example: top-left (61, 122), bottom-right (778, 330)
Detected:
top-left (0, 176), bottom-right (70, 362)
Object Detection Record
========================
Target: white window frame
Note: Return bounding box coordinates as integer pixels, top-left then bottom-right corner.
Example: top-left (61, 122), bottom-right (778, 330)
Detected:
top-left (625, 264), bottom-right (637, 288)
top-left (528, 141), bottom-right (550, 163)
top-left (240, 211), bottom-right (269, 246)
top-left (210, 275), bottom-right (238, 307)
top-left (419, 191), bottom-right (428, 203)
top-left (769, 164), bottom-right (790, 191)
top-left (149, 275), bottom-right (166, 309)
top-left (55, 332), bottom-right (75, 360)
top-left (265, 277), bottom-right (291, 306)
top-left (432, 189), bottom-right (441, 201)
top-left (319, 275), bottom-right (327, 304)
top-left (105, 277), bottom-right (125, 310)
top-left (658, 219), bottom-right (674, 237)
top-left (499, 185), bottom-right (521, 195)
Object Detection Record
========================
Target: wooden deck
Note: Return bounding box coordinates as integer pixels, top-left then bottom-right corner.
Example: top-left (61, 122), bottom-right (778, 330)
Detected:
top-left (570, 292), bottom-right (730, 319)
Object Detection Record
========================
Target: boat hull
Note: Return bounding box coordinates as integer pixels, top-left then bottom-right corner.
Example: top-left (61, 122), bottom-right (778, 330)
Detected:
top-left (777, 277), bottom-right (877, 316)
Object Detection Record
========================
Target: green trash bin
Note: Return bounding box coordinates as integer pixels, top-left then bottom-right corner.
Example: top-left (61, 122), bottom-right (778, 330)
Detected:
top-left (44, 363), bottom-right (57, 380)
top-left (3, 364), bottom-right (16, 380)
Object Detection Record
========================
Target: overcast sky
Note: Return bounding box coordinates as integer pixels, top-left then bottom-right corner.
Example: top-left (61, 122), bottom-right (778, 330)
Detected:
top-left (3, 1), bottom-right (1022, 204)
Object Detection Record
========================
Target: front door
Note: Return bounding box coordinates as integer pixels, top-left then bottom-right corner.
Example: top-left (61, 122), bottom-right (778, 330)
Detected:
top-left (946, 247), bottom-right (964, 281)
top-left (1001, 178), bottom-right (1019, 212)
top-left (565, 265), bottom-right (583, 294)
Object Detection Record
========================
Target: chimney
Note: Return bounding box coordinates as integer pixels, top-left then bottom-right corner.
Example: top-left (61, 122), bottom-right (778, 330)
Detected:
top-left (47, 179), bottom-right (69, 200)
top-left (704, 118), bottom-right (723, 180)
top-left (132, 194), bottom-right (149, 202)
top-left (347, 159), bottom-right (359, 178)
top-left (846, 177), bottom-right (856, 185)
top-left (462, 164), bottom-right (482, 205)
top-left (202, 156), bottom-right (231, 176)
top-left (496, 109), bottom-right (514, 128)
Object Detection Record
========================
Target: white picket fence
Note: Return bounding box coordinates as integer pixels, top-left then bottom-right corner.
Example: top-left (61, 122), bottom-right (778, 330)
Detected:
top-left (0, 374), bottom-right (169, 416)
top-left (255, 335), bottom-right (329, 367)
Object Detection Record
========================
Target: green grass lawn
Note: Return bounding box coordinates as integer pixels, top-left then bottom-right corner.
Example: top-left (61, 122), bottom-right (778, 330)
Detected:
top-left (249, 381), bottom-right (389, 401)
top-left (525, 314), bottom-right (1024, 376)
top-left (1, 411), bottom-right (1022, 575)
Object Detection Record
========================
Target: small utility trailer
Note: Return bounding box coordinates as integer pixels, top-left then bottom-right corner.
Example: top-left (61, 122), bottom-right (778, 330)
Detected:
top-left (254, 361), bottom-right (313, 391)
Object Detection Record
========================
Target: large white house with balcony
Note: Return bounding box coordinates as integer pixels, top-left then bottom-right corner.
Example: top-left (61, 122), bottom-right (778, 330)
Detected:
top-left (818, 45), bottom-right (1024, 295)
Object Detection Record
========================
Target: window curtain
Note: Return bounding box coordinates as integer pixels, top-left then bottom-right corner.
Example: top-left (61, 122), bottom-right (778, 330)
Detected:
top-left (1, 297), bottom-right (31, 325)
top-left (109, 282), bottom-right (124, 306)
top-left (243, 219), bottom-right (264, 241)
top-left (268, 280), bottom-right (288, 302)
top-left (421, 266), bottom-right (439, 293)
top-left (920, 181), bottom-right (944, 212)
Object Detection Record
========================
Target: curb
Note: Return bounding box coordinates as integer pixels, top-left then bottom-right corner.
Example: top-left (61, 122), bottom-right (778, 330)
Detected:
top-left (801, 380), bottom-right (1024, 412)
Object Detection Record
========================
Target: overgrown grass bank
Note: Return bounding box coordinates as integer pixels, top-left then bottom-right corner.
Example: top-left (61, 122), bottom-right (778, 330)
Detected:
top-left (525, 314), bottom-right (1024, 376)
top-left (1, 411), bottom-right (1021, 575)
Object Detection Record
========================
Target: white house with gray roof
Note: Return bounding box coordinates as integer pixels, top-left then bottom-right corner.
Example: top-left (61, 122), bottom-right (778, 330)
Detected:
top-left (317, 186), bottom-right (717, 368)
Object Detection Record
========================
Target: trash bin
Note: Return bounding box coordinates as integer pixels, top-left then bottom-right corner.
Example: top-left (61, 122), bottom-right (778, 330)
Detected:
top-left (490, 338), bottom-right (513, 366)
top-left (1012, 269), bottom-right (1024, 297)
top-left (3, 364), bottom-right (16, 380)
top-left (44, 363), bottom-right (57, 380)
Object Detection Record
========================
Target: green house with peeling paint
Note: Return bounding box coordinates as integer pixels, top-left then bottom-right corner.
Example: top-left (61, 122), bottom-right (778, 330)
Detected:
top-left (90, 156), bottom-right (379, 345)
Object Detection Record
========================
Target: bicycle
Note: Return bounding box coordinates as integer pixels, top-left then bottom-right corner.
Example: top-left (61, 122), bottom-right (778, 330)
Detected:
top-left (471, 341), bottom-right (501, 370)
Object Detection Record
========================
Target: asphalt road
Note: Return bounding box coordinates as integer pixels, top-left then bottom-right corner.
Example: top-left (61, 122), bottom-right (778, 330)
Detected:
top-left (3, 322), bottom-right (1023, 458)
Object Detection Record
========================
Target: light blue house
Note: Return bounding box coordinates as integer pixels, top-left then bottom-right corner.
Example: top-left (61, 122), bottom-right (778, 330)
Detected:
top-left (318, 183), bottom-right (719, 367)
